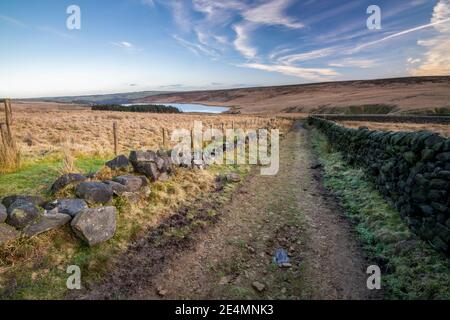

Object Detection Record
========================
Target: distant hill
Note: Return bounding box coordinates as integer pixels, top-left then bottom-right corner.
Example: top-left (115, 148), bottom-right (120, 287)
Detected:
top-left (135, 76), bottom-right (450, 115)
top-left (25, 91), bottom-right (172, 105)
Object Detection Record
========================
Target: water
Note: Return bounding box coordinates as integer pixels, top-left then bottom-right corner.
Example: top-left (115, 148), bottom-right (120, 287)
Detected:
top-left (122, 103), bottom-right (229, 113)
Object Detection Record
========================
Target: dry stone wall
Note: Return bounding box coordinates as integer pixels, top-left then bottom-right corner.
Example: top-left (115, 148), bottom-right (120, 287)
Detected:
top-left (308, 116), bottom-right (450, 254)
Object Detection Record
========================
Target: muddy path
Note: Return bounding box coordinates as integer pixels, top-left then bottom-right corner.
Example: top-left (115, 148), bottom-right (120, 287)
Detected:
top-left (78, 122), bottom-right (375, 300)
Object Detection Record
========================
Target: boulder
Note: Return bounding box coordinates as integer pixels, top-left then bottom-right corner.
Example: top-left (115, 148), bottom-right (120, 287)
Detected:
top-left (44, 199), bottom-right (88, 218)
top-left (22, 212), bottom-right (71, 237)
top-left (71, 206), bottom-right (117, 246)
top-left (0, 224), bottom-right (19, 245)
top-left (105, 155), bottom-right (130, 170)
top-left (103, 180), bottom-right (129, 196)
top-left (226, 173), bottom-right (241, 183)
top-left (50, 173), bottom-right (87, 194)
top-left (0, 204), bottom-right (6, 223)
top-left (75, 182), bottom-right (113, 205)
top-left (2, 195), bottom-right (45, 208)
top-left (113, 175), bottom-right (144, 192)
top-left (129, 150), bottom-right (158, 164)
top-left (135, 162), bottom-right (159, 181)
top-left (6, 201), bottom-right (40, 229)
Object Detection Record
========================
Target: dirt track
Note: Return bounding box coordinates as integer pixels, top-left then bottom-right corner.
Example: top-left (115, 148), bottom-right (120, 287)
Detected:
top-left (78, 123), bottom-right (376, 300)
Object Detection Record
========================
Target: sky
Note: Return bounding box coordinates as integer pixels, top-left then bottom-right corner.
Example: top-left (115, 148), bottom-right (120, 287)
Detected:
top-left (0, 0), bottom-right (449, 98)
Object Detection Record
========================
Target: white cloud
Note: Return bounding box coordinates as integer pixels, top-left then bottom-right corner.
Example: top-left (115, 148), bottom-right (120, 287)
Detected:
top-left (328, 58), bottom-right (378, 69)
top-left (278, 47), bottom-right (339, 65)
top-left (242, 0), bottom-right (303, 29)
top-left (111, 41), bottom-right (142, 53)
top-left (239, 62), bottom-right (339, 81)
top-left (407, 57), bottom-right (422, 64)
top-left (411, 0), bottom-right (450, 76)
top-left (232, 23), bottom-right (258, 59)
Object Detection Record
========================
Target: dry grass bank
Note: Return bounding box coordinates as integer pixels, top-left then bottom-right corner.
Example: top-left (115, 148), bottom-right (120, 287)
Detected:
top-left (5, 101), bottom-right (291, 162)
top-left (338, 121), bottom-right (450, 137)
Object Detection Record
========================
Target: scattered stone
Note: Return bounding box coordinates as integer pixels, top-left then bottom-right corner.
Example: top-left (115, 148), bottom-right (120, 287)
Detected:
top-left (6, 201), bottom-right (40, 229)
top-left (75, 182), bottom-right (113, 205)
top-left (105, 155), bottom-right (130, 170)
top-left (226, 173), bottom-right (241, 183)
top-left (113, 175), bottom-right (144, 192)
top-left (50, 173), bottom-right (87, 194)
top-left (0, 223), bottom-right (19, 245)
top-left (252, 281), bottom-right (266, 292)
top-left (44, 199), bottom-right (88, 218)
top-left (280, 263), bottom-right (293, 268)
top-left (156, 286), bottom-right (167, 297)
top-left (71, 206), bottom-right (117, 246)
top-left (0, 204), bottom-right (6, 223)
top-left (22, 212), bottom-right (71, 237)
top-left (2, 195), bottom-right (45, 208)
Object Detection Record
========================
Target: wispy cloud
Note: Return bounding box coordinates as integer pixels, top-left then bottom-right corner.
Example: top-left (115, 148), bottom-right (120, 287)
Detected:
top-left (37, 26), bottom-right (74, 39)
top-left (111, 41), bottom-right (143, 53)
top-left (0, 14), bottom-right (27, 28)
top-left (411, 0), bottom-right (450, 76)
top-left (278, 47), bottom-right (339, 65)
top-left (328, 58), bottom-right (378, 69)
top-left (353, 16), bottom-right (450, 52)
top-left (232, 23), bottom-right (258, 59)
top-left (242, 0), bottom-right (303, 29)
top-left (239, 62), bottom-right (339, 82)
top-left (141, 0), bottom-right (155, 6)
top-left (172, 34), bottom-right (219, 58)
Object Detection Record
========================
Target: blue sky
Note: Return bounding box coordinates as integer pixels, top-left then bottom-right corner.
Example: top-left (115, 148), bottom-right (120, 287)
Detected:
top-left (1, 0), bottom-right (449, 98)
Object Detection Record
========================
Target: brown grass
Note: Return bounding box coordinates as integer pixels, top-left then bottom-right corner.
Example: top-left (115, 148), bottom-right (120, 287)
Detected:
top-left (11, 101), bottom-right (291, 162)
top-left (338, 121), bottom-right (450, 137)
top-left (137, 76), bottom-right (450, 114)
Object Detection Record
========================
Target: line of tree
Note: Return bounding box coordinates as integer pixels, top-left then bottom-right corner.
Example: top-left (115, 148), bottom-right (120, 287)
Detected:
top-left (92, 104), bottom-right (181, 113)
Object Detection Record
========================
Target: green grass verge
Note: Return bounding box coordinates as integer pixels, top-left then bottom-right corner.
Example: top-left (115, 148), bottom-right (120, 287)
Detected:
top-left (310, 128), bottom-right (450, 300)
top-left (0, 156), bottom-right (108, 198)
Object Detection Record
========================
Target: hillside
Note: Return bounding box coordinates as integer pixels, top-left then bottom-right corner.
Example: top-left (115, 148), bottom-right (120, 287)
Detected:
top-left (24, 91), bottom-right (172, 105)
top-left (135, 76), bottom-right (450, 115)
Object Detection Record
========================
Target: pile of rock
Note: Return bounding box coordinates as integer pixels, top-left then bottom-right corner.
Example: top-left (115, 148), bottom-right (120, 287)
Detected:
top-left (309, 116), bottom-right (450, 254)
top-left (0, 148), bottom-right (210, 247)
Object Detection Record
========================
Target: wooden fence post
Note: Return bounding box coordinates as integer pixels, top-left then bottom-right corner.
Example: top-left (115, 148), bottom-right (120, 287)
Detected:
top-left (113, 121), bottom-right (119, 156)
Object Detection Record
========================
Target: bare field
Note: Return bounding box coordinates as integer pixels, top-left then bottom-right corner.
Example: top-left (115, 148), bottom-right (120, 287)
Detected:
top-left (338, 121), bottom-right (450, 137)
top-left (3, 101), bottom-right (290, 161)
